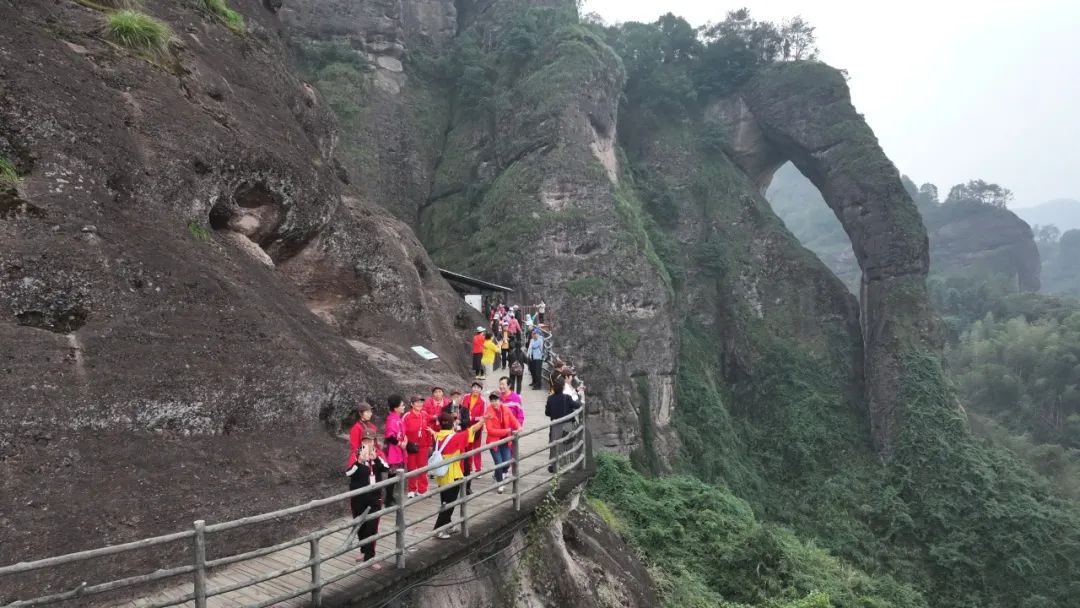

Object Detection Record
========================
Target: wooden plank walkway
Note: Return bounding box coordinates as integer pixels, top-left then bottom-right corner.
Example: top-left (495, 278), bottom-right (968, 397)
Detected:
top-left (129, 373), bottom-right (569, 608)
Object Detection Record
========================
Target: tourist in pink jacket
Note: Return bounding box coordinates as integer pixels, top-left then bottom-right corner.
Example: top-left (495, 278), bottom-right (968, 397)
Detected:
top-left (498, 377), bottom-right (525, 426)
top-left (382, 395), bottom-right (407, 506)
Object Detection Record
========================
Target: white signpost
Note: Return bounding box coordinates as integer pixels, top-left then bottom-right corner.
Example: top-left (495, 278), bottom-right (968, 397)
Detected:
top-left (411, 345), bottom-right (439, 361)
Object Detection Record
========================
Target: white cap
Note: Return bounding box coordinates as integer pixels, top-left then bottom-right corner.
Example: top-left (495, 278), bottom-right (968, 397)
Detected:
top-left (476, 326), bottom-right (485, 332)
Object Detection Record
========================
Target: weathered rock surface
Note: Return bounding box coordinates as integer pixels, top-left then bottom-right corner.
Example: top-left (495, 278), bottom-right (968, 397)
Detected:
top-left (923, 202), bottom-right (1041, 291)
top-left (712, 62), bottom-right (939, 457)
top-left (415, 3), bottom-right (679, 461)
top-left (392, 495), bottom-right (659, 608)
top-left (0, 0), bottom-right (469, 596)
top-left (281, 0), bottom-right (456, 225)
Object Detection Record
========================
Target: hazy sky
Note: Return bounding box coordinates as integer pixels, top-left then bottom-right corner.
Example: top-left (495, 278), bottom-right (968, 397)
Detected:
top-left (582, 0), bottom-right (1079, 207)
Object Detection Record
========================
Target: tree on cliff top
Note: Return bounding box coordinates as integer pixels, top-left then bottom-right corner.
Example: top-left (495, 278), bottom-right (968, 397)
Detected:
top-left (945, 179), bottom-right (1014, 208)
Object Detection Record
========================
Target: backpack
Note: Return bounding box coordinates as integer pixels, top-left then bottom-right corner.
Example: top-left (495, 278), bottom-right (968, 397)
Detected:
top-left (428, 433), bottom-right (455, 477)
top-left (510, 359), bottom-right (524, 375)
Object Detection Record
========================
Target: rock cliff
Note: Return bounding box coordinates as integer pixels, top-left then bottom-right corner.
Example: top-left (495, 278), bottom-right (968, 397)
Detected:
top-left (922, 202), bottom-right (1041, 291)
top-left (0, 0), bottom-right (471, 592)
top-left (710, 62), bottom-right (937, 457)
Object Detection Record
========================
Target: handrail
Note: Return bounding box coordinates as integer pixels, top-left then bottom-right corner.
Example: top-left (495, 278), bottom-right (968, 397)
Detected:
top-left (1, 403), bottom-right (588, 608)
top-left (2, 320), bottom-right (590, 608)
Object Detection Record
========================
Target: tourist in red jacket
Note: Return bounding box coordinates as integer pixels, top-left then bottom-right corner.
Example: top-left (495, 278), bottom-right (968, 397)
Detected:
top-left (460, 381), bottom-right (487, 475)
top-left (402, 395), bottom-right (431, 497)
top-left (423, 387), bottom-right (447, 429)
top-left (485, 393), bottom-right (521, 493)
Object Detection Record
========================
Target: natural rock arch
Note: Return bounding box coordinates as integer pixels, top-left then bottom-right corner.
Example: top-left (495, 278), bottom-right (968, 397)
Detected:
top-left (710, 62), bottom-right (938, 459)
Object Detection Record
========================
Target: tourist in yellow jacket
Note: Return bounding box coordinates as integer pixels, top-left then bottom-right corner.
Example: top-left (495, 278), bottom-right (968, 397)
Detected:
top-left (481, 331), bottom-right (499, 379)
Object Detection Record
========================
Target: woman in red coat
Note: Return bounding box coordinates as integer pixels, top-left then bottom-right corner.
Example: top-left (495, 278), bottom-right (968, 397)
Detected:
top-left (402, 395), bottom-right (431, 497)
top-left (460, 381), bottom-right (487, 475)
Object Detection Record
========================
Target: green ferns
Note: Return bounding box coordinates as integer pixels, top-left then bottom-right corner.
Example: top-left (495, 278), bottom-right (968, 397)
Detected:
top-left (200, 0), bottom-right (245, 34)
top-left (105, 10), bottom-right (172, 57)
top-left (0, 157), bottom-right (18, 189)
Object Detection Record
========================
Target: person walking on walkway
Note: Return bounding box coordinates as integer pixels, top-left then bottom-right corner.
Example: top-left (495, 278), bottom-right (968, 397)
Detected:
top-left (485, 393), bottom-right (521, 494)
top-left (471, 327), bottom-right (485, 379)
top-left (402, 395), bottom-right (431, 498)
top-left (499, 326), bottom-right (511, 370)
top-left (537, 299), bottom-right (546, 324)
top-left (460, 382), bottom-right (486, 475)
top-left (528, 328), bottom-right (545, 390)
top-left (346, 429), bottom-right (390, 568)
top-left (431, 412), bottom-right (488, 539)
top-left (545, 376), bottom-right (580, 474)
top-left (498, 376), bottom-right (525, 426)
top-left (507, 345), bottom-right (527, 394)
top-left (481, 331), bottom-right (499, 378)
top-left (382, 396), bottom-right (407, 507)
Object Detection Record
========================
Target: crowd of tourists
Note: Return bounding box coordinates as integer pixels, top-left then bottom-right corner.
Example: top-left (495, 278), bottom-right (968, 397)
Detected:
top-left (344, 300), bottom-right (584, 567)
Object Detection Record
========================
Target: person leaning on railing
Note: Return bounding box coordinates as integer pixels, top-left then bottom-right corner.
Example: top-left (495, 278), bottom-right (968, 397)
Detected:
top-left (429, 412), bottom-right (488, 539)
top-left (345, 429), bottom-right (390, 569)
top-left (545, 375), bottom-right (580, 473)
top-left (484, 392), bottom-right (521, 494)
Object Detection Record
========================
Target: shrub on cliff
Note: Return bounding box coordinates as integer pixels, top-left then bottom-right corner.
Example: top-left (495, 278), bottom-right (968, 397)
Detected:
top-left (199, 0), bottom-right (244, 34)
top-left (104, 10), bottom-right (172, 58)
top-left (0, 158), bottom-right (18, 189)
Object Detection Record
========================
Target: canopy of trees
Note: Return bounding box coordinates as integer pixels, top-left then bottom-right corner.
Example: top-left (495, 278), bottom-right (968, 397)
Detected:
top-left (598, 9), bottom-right (819, 122)
top-left (951, 313), bottom-right (1080, 448)
top-left (944, 179), bottom-right (1014, 208)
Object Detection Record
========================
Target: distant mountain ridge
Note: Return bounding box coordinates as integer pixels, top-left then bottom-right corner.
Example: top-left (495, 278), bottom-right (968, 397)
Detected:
top-left (1013, 198), bottom-right (1080, 232)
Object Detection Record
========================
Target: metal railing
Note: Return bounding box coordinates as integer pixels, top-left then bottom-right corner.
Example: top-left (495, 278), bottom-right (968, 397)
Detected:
top-left (0, 409), bottom-right (588, 608)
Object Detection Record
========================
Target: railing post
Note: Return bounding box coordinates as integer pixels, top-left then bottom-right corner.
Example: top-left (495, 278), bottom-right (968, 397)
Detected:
top-left (192, 520), bottom-right (207, 608)
top-left (511, 432), bottom-right (521, 511)
top-left (460, 475), bottom-right (470, 539)
top-left (395, 469), bottom-right (407, 569)
top-left (309, 537), bottom-right (322, 606)
top-left (580, 405), bottom-right (591, 473)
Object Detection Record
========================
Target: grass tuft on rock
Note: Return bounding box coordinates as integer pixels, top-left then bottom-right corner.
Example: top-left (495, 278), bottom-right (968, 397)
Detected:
top-left (0, 157), bottom-right (19, 189)
top-left (201, 0), bottom-right (245, 34)
top-left (104, 10), bottom-right (172, 57)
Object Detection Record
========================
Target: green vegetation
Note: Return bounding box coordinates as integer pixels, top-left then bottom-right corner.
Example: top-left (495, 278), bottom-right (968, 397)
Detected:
top-left (0, 157), bottom-right (18, 189)
top-left (564, 276), bottom-right (609, 297)
top-left (200, 0), bottom-right (245, 34)
top-left (104, 10), bottom-right (172, 58)
top-left (611, 328), bottom-right (641, 359)
top-left (187, 221), bottom-right (213, 242)
top-left (590, 454), bottom-right (926, 608)
top-left (598, 10), bottom-right (818, 130)
top-left (1035, 226), bottom-right (1080, 297)
top-left (950, 312), bottom-right (1080, 449)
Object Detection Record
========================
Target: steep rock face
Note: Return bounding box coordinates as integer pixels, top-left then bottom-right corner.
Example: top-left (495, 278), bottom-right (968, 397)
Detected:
top-left (417, 5), bottom-right (679, 460)
top-left (923, 203), bottom-right (1041, 290)
top-left (0, 0), bottom-right (468, 593)
top-left (393, 496), bottom-right (659, 608)
top-left (711, 62), bottom-right (939, 458)
top-left (281, 0), bottom-right (455, 225)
